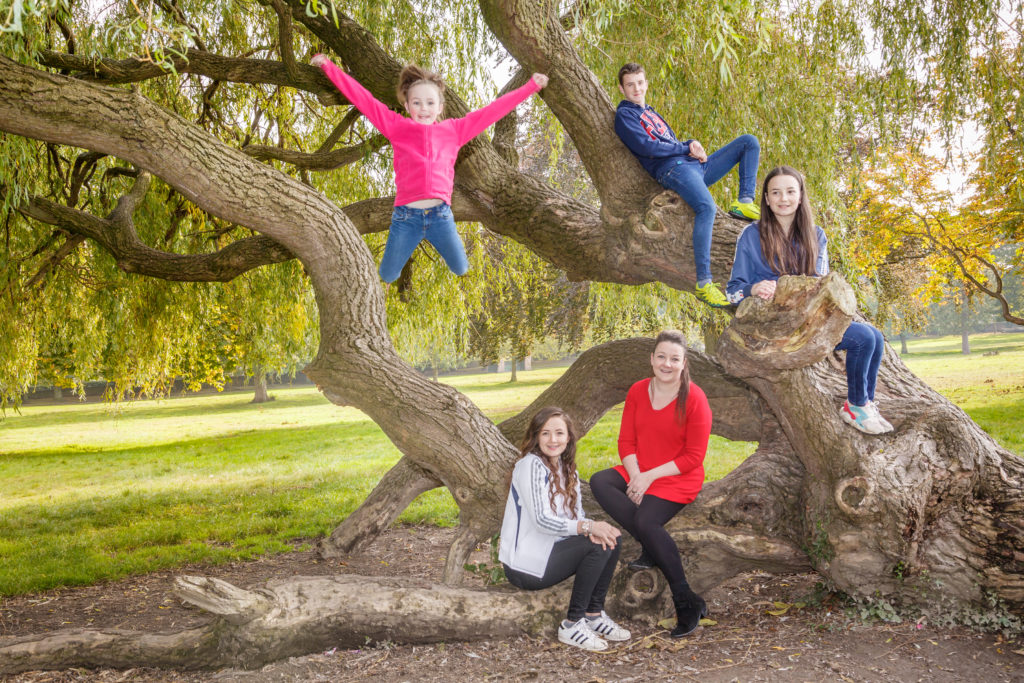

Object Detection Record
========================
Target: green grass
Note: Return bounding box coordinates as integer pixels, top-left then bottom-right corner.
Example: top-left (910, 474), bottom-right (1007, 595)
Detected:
top-left (2, 333), bottom-right (1021, 596)
top-left (900, 333), bottom-right (1024, 455)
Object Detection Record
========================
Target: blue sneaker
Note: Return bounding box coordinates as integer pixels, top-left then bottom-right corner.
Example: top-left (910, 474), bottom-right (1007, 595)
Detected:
top-left (840, 401), bottom-right (887, 435)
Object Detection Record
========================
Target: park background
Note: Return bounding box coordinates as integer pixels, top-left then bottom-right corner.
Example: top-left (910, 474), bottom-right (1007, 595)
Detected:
top-left (2, 0), bottom-right (1024, 678)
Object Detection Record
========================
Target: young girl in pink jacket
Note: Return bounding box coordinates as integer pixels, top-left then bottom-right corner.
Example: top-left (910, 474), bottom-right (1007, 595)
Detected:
top-left (312, 55), bottom-right (548, 282)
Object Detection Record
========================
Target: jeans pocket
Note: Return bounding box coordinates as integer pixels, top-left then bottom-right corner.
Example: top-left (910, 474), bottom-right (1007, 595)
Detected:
top-left (391, 206), bottom-right (408, 222)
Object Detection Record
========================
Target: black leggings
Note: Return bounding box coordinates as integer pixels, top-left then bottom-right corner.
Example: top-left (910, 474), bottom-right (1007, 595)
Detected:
top-left (503, 535), bottom-right (621, 621)
top-left (589, 469), bottom-right (689, 598)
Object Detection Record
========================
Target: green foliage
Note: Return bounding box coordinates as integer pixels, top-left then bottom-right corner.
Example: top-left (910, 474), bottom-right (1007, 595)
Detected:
top-left (463, 533), bottom-right (506, 585)
top-left (802, 516), bottom-right (835, 565)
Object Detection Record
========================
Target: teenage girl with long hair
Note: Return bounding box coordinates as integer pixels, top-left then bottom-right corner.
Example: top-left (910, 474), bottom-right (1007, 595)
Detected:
top-left (499, 406), bottom-right (631, 651)
top-left (312, 55), bottom-right (548, 282)
top-left (726, 165), bottom-right (894, 435)
top-left (589, 330), bottom-right (713, 638)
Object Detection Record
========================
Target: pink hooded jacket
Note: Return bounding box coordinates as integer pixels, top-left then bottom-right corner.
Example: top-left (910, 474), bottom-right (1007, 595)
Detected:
top-left (317, 59), bottom-right (542, 206)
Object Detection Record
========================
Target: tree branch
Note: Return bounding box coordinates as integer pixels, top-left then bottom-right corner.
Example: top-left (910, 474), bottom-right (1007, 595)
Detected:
top-left (36, 49), bottom-right (347, 106)
top-left (16, 186), bottom-right (295, 283)
top-left (477, 0), bottom-right (653, 210)
top-left (243, 133), bottom-right (387, 170)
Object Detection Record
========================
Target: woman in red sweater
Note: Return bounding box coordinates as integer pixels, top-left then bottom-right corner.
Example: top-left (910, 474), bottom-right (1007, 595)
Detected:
top-left (590, 329), bottom-right (712, 638)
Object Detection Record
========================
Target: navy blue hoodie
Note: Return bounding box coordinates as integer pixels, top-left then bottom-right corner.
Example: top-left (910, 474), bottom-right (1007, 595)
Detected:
top-left (726, 222), bottom-right (829, 304)
top-left (614, 100), bottom-right (696, 179)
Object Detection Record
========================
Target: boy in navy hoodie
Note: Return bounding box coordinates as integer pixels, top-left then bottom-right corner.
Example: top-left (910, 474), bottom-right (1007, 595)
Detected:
top-left (614, 63), bottom-right (760, 308)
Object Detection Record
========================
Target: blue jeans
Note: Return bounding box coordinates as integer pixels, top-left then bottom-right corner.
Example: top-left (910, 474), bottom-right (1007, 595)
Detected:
top-left (378, 203), bottom-right (468, 282)
top-left (656, 134), bottom-right (760, 283)
top-left (835, 321), bottom-right (885, 406)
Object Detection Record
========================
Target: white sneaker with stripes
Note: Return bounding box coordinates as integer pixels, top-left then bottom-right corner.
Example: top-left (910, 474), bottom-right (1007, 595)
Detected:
top-left (587, 611), bottom-right (631, 641)
top-left (558, 617), bottom-right (608, 651)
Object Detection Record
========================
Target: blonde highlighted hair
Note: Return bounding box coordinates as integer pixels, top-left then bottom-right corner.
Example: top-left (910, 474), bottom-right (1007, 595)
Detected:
top-left (396, 64), bottom-right (446, 110)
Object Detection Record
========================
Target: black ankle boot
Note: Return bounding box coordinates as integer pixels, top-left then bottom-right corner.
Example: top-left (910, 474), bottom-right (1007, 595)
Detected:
top-left (670, 589), bottom-right (708, 638)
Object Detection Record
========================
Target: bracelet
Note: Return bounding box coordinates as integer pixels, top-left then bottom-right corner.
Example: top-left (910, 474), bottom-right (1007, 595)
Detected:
top-left (580, 519), bottom-right (592, 536)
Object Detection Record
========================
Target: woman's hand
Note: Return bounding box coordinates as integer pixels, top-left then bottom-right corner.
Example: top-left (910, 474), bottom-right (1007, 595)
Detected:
top-left (588, 521), bottom-right (620, 550)
top-left (688, 140), bottom-right (708, 163)
top-left (311, 54), bottom-right (329, 67)
top-left (751, 279), bottom-right (776, 300)
top-left (626, 471), bottom-right (655, 504)
top-left (532, 73), bottom-right (549, 88)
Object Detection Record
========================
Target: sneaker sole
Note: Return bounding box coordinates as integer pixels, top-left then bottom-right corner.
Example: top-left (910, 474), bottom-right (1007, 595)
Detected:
top-left (728, 210), bottom-right (758, 221)
top-left (558, 631), bottom-right (607, 651)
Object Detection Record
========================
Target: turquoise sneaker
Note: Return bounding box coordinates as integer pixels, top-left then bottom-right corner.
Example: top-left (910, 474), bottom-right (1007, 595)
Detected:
top-left (840, 401), bottom-right (887, 435)
top-left (728, 200), bottom-right (760, 221)
top-left (694, 282), bottom-right (731, 308)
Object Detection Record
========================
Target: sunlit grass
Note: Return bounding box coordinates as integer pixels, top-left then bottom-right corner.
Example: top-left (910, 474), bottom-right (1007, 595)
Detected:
top-left (1, 332), bottom-right (1020, 595)
top-left (900, 333), bottom-right (1024, 455)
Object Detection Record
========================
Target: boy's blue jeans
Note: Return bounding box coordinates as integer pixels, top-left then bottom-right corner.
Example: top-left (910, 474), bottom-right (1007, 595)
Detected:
top-left (379, 203), bottom-right (468, 283)
top-left (835, 321), bottom-right (885, 406)
top-left (655, 134), bottom-right (760, 283)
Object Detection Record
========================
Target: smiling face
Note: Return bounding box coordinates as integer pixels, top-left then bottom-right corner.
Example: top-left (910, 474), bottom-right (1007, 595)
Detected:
top-left (537, 415), bottom-right (569, 460)
top-left (619, 71), bottom-right (648, 106)
top-left (404, 82), bottom-right (442, 125)
top-left (765, 172), bottom-right (802, 225)
top-left (650, 340), bottom-right (686, 385)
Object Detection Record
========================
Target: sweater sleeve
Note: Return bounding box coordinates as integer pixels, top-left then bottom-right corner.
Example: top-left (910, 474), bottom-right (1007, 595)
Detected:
top-left (726, 225), bottom-right (761, 304)
top-left (317, 59), bottom-right (402, 138)
top-left (454, 79), bottom-right (541, 146)
top-left (672, 385), bottom-right (712, 475)
top-left (614, 106), bottom-right (691, 159)
top-left (617, 384), bottom-right (639, 459)
top-left (816, 228), bottom-right (829, 276)
top-left (520, 457), bottom-right (575, 537)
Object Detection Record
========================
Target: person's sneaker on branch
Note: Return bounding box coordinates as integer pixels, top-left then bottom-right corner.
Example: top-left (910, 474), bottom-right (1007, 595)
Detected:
top-left (728, 199), bottom-right (760, 221)
top-left (841, 401), bottom-right (888, 435)
top-left (694, 281), bottom-right (731, 308)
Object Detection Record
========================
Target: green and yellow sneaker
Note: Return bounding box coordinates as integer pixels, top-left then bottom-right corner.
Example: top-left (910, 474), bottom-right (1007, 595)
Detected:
top-left (694, 281), bottom-right (731, 308)
top-left (728, 200), bottom-right (760, 221)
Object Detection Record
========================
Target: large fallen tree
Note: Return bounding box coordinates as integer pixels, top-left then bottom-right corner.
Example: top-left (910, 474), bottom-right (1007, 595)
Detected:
top-left (0, 0), bottom-right (1021, 673)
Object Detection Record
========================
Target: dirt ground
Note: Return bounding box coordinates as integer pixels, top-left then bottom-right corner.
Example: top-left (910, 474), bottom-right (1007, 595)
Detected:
top-left (2, 526), bottom-right (1021, 682)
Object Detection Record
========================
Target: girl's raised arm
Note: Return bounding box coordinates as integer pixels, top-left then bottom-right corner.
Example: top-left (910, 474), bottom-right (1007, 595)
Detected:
top-left (453, 75), bottom-right (544, 146)
top-left (313, 55), bottom-right (403, 139)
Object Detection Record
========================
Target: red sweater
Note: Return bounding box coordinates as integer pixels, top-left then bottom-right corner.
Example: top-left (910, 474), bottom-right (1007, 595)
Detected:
top-left (614, 379), bottom-right (712, 504)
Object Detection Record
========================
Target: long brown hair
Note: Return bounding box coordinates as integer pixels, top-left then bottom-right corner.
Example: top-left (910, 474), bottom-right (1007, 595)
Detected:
top-left (519, 406), bottom-right (580, 518)
top-left (396, 64), bottom-right (445, 112)
top-left (757, 166), bottom-right (819, 276)
top-left (653, 330), bottom-right (691, 425)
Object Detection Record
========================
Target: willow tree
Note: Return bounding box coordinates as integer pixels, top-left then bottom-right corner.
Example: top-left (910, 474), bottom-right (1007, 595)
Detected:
top-left (1, 0), bottom-right (1022, 672)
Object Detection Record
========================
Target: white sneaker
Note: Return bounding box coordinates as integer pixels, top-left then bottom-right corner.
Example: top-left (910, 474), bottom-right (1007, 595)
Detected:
top-left (867, 401), bottom-right (894, 433)
top-left (587, 611), bottom-right (631, 641)
top-left (558, 617), bottom-right (608, 651)
top-left (840, 401), bottom-right (887, 435)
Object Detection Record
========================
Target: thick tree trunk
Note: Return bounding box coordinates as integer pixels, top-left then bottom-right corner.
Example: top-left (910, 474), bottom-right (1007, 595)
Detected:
top-left (250, 370), bottom-right (272, 404)
top-left (716, 275), bottom-right (1024, 610)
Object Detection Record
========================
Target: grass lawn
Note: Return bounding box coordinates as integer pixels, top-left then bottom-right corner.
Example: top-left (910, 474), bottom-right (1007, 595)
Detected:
top-left (900, 332), bottom-right (1024, 455)
top-left (1, 332), bottom-right (1021, 596)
